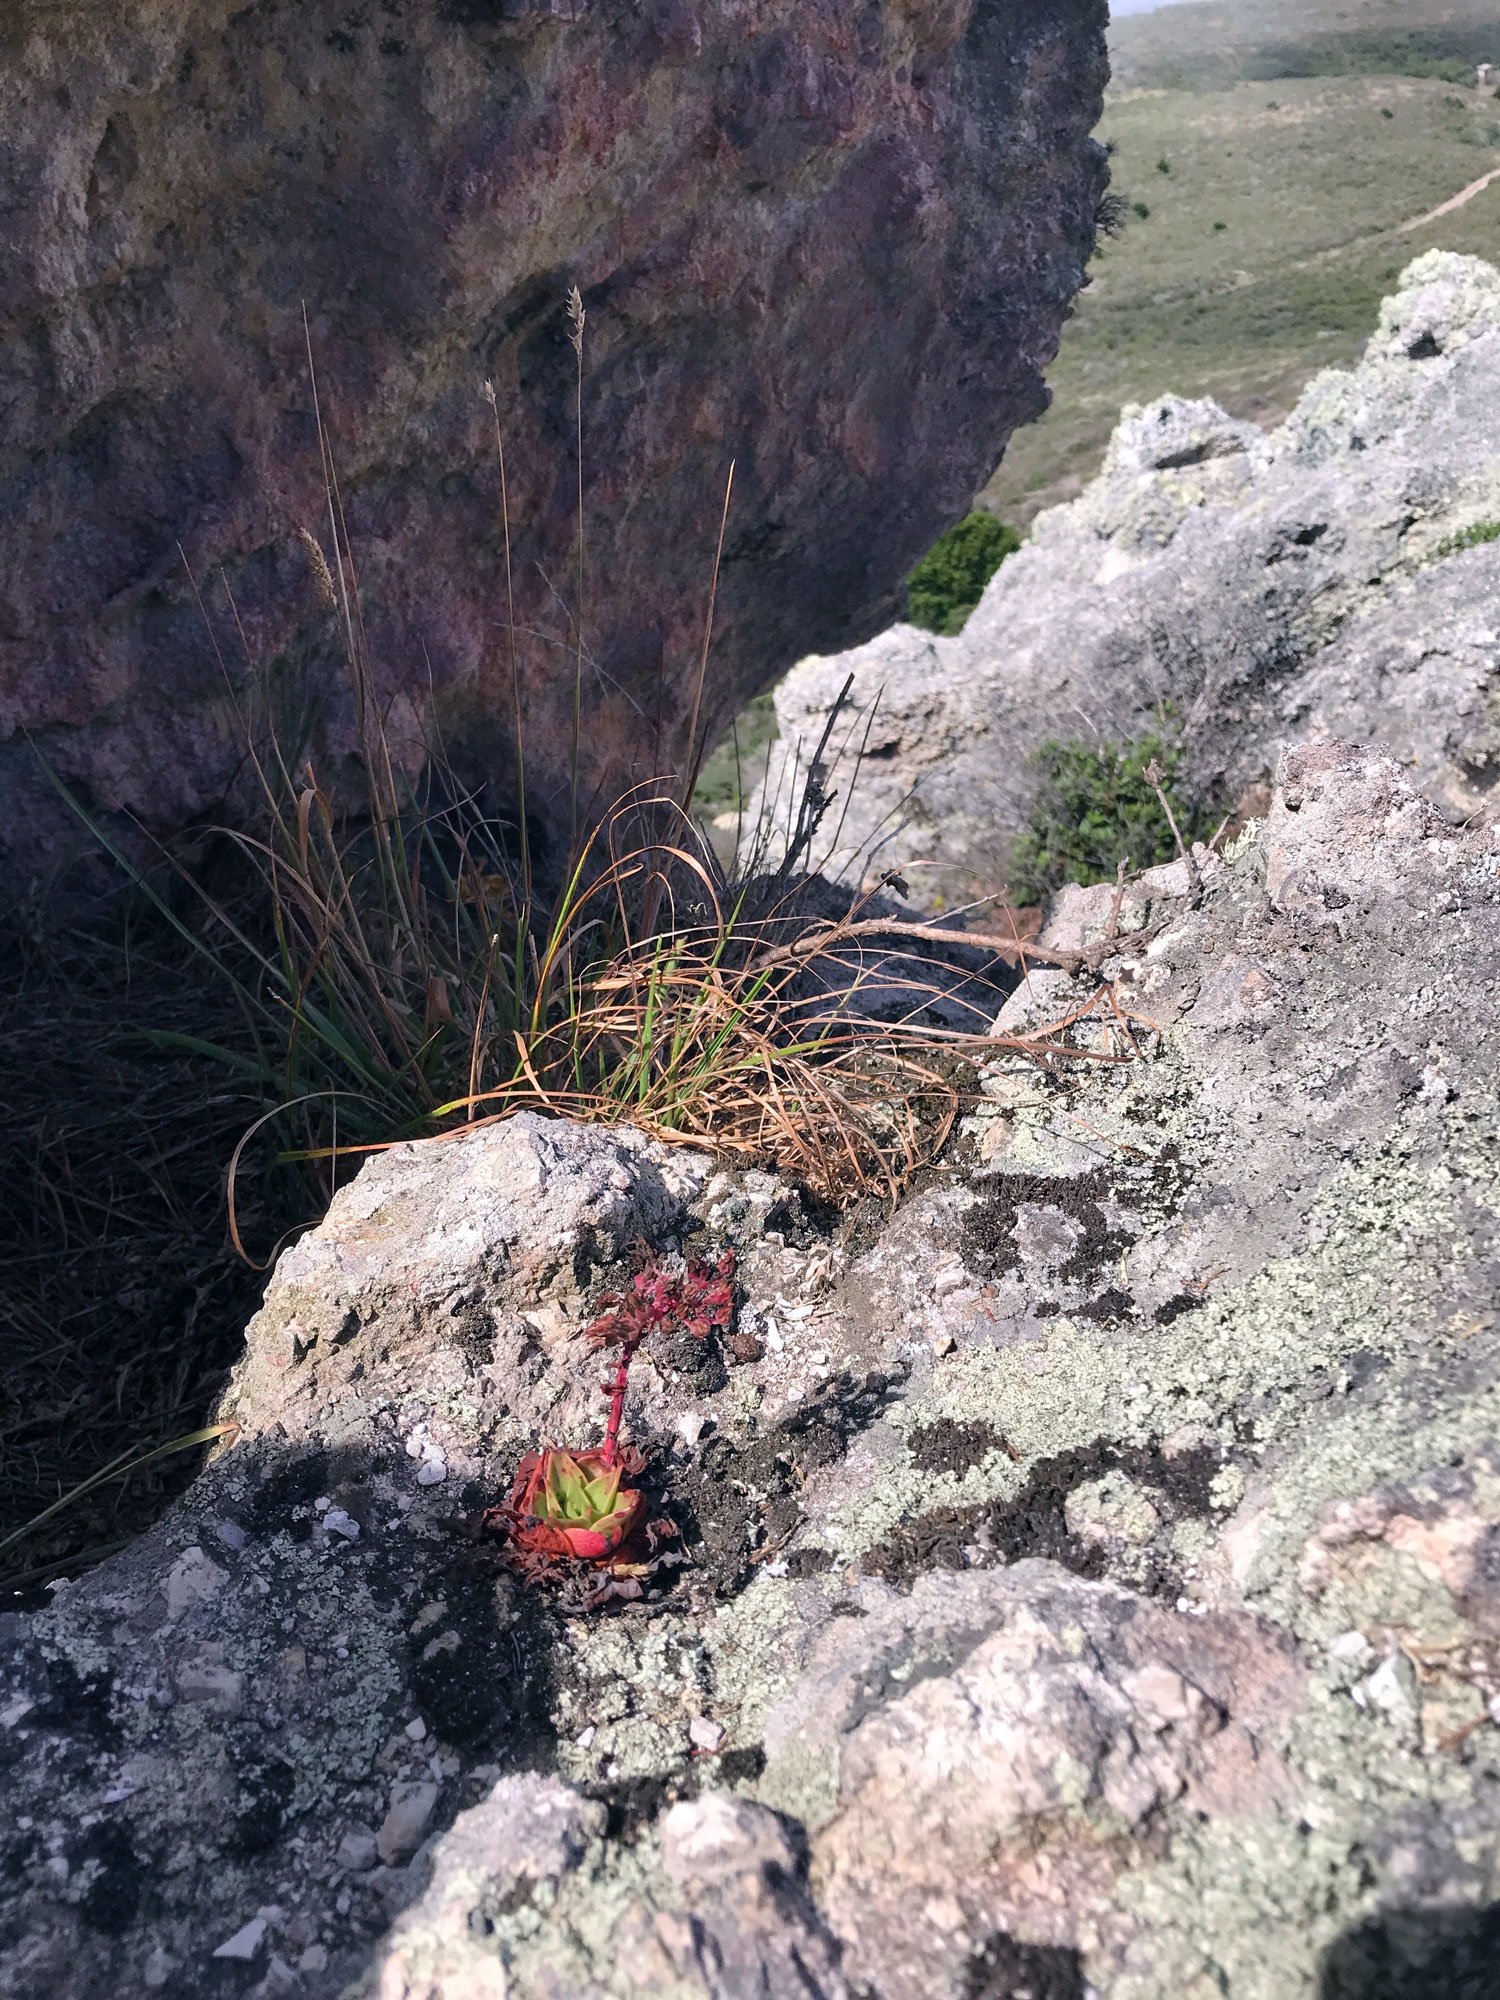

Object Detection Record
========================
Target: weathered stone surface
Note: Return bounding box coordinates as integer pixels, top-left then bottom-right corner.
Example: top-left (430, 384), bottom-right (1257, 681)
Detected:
top-left (750, 252), bottom-right (1500, 906)
top-left (787, 1567), bottom-right (1300, 2000)
top-left (0, 0), bottom-right (1109, 883)
top-left (2, 742), bottom-right (1498, 1997)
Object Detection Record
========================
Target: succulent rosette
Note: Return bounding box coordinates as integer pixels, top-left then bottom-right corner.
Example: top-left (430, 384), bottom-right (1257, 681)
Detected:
top-left (507, 1447), bottom-right (645, 1562)
top-left (482, 1248), bottom-right (735, 1596)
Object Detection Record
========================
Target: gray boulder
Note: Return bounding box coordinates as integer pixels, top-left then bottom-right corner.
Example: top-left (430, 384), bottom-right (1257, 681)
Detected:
top-left (749, 251), bottom-right (1500, 907)
top-left (3, 742), bottom-right (1499, 1997)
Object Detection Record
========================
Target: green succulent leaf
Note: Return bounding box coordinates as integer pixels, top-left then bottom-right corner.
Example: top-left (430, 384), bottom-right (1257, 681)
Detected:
top-left (537, 1451), bottom-right (623, 1527)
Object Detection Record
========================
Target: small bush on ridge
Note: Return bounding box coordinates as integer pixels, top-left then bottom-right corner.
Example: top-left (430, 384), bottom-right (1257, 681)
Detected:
top-left (906, 513), bottom-right (1021, 636)
top-left (1007, 732), bottom-right (1217, 904)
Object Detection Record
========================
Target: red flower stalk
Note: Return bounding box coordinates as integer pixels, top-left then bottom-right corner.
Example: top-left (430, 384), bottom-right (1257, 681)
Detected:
top-left (482, 1248), bottom-right (734, 1597)
top-left (585, 1249), bottom-right (735, 1466)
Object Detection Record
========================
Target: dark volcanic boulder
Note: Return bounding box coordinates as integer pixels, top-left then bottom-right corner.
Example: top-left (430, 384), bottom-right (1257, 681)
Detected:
top-left (0, 0), bottom-right (1109, 877)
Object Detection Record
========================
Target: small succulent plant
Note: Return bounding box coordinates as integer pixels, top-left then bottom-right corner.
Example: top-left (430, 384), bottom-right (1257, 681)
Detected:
top-left (506, 1447), bottom-right (645, 1561)
top-left (483, 1246), bottom-right (736, 1602)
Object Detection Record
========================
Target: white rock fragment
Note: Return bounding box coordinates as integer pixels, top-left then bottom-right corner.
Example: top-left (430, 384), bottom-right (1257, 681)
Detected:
top-left (416, 1460), bottom-right (448, 1487)
top-left (377, 1780), bottom-right (440, 1864)
top-left (0, 1698), bottom-right (35, 1729)
top-left (336, 1827), bottom-right (379, 1873)
top-left (1359, 1654), bottom-right (1417, 1728)
top-left (405, 1716), bottom-right (428, 1741)
top-left (165, 1546), bottom-right (229, 1622)
top-left (1329, 1630), bottom-right (1375, 1664)
top-left (323, 1508), bottom-right (361, 1540)
top-left (659, 1793), bottom-right (796, 1885)
top-left (212, 1916), bottom-right (268, 1961)
top-left (688, 1716), bottom-right (726, 1753)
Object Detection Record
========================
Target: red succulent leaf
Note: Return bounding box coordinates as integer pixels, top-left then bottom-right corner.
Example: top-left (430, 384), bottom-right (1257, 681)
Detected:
top-left (493, 1446), bottom-right (646, 1566)
top-left (480, 1248), bottom-right (733, 1598)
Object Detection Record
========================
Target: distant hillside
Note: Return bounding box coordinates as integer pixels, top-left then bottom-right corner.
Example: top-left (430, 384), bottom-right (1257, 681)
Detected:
top-left (1109, 0), bottom-right (1500, 93)
top-left (980, 3), bottom-right (1500, 527)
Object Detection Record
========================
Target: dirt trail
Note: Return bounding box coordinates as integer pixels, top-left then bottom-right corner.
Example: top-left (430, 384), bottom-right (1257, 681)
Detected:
top-left (1401, 160), bottom-right (1500, 233)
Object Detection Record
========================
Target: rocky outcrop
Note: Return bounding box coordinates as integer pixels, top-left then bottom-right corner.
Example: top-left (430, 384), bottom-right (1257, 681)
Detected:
top-left (0, 0), bottom-right (1109, 883)
top-left (4, 740), bottom-right (1499, 1997)
top-left (750, 251), bottom-right (1500, 906)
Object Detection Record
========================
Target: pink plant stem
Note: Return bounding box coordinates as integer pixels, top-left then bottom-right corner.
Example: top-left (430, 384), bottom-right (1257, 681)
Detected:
top-left (599, 1335), bottom-right (640, 1468)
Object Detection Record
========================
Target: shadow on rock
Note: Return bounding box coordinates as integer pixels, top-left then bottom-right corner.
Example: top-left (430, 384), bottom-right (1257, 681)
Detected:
top-left (1319, 1904), bottom-right (1500, 2000)
top-left (0, 1433), bottom-right (563, 2000)
top-left (964, 1931), bottom-right (1085, 1999)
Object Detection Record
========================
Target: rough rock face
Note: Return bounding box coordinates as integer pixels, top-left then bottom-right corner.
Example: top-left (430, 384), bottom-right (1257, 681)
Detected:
top-left (750, 251), bottom-right (1500, 906)
top-left (0, 0), bottom-right (1109, 883)
top-left (3, 740), bottom-right (1498, 1997)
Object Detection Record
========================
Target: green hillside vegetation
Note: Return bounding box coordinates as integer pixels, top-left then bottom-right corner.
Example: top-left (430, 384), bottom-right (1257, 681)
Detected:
top-left (906, 513), bottom-right (1021, 634)
top-left (983, 1), bottom-right (1500, 526)
top-left (1108, 0), bottom-right (1500, 93)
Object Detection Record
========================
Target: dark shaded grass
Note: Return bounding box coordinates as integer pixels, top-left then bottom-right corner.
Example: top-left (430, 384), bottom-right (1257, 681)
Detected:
top-left (0, 870), bottom-right (291, 1586)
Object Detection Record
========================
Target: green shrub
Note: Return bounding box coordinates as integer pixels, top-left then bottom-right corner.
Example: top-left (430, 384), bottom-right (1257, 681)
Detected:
top-left (1157, 155), bottom-right (1172, 174)
top-left (1131, 200), bottom-right (1151, 221)
top-left (1243, 33), bottom-right (1477, 85)
top-left (906, 513), bottom-right (1021, 635)
top-left (1436, 518), bottom-right (1500, 558)
top-left (1006, 732), bottom-right (1217, 904)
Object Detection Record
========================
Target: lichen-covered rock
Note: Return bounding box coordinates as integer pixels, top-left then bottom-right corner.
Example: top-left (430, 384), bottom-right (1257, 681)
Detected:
top-left (2, 742), bottom-right (1498, 1998)
top-left (750, 252), bottom-right (1500, 905)
top-left (223, 1112), bottom-right (712, 1471)
top-left (786, 1566), bottom-right (1300, 1999)
top-left (0, 0), bottom-right (1109, 883)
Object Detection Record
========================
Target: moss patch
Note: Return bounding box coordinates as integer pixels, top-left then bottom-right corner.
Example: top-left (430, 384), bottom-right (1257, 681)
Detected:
top-left (1434, 516), bottom-right (1500, 559)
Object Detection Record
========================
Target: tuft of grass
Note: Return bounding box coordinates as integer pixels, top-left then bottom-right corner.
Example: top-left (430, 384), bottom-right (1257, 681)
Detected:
top-left (906, 513), bottom-right (1021, 636)
top-left (1435, 517), bottom-right (1500, 558)
top-left (12, 291), bottom-right (1141, 1591)
top-left (1006, 732), bottom-right (1220, 905)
